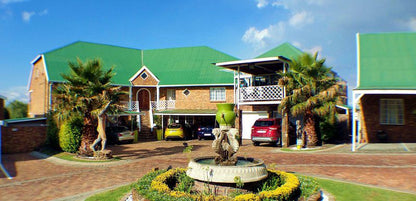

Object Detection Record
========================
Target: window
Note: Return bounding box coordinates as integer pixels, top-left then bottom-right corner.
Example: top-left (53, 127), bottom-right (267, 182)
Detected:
top-left (210, 87), bottom-right (226, 101)
top-left (140, 72), bottom-right (148, 80)
top-left (167, 89), bottom-right (176, 100)
top-left (183, 89), bottom-right (190, 96)
top-left (380, 99), bottom-right (404, 125)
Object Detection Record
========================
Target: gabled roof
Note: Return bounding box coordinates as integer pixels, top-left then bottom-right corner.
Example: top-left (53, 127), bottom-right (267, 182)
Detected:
top-left (40, 41), bottom-right (236, 86)
top-left (43, 41), bottom-right (142, 85)
top-left (143, 46), bottom-right (236, 86)
top-left (256, 42), bottom-right (303, 59)
top-left (356, 32), bottom-right (416, 90)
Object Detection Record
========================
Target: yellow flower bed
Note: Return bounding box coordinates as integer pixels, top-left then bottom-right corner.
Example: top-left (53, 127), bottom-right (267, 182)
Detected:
top-left (150, 168), bottom-right (300, 201)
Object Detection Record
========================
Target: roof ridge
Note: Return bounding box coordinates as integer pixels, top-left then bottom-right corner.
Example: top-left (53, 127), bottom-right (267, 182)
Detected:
top-left (144, 45), bottom-right (212, 51)
top-left (44, 41), bottom-right (142, 54)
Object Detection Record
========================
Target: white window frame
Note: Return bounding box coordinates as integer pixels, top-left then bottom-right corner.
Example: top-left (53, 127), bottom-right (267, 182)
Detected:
top-left (380, 99), bottom-right (404, 125)
top-left (167, 89), bottom-right (176, 100)
top-left (210, 87), bottom-right (226, 101)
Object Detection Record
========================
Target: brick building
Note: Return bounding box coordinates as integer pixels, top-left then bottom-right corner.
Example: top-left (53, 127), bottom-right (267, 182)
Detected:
top-left (352, 32), bottom-right (416, 150)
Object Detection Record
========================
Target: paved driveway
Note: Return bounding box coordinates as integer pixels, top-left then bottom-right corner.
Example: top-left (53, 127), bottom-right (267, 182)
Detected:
top-left (1, 140), bottom-right (416, 200)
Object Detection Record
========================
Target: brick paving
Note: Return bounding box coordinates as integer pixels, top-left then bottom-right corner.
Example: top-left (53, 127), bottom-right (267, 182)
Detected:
top-left (1, 140), bottom-right (415, 201)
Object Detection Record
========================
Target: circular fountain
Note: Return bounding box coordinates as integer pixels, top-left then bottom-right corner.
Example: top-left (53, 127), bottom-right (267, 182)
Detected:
top-left (186, 103), bottom-right (268, 191)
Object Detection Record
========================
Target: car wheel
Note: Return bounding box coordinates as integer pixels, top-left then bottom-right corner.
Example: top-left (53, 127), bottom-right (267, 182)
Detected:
top-left (273, 138), bottom-right (282, 147)
top-left (253, 142), bottom-right (260, 146)
top-left (198, 136), bottom-right (202, 140)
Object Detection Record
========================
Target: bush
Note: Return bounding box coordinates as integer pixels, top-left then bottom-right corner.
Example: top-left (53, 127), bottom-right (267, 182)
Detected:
top-left (45, 112), bottom-right (60, 150)
top-left (319, 116), bottom-right (337, 143)
top-left (59, 117), bottom-right (83, 153)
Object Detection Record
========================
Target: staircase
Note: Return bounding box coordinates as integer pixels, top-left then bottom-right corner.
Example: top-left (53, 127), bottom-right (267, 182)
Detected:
top-left (138, 110), bottom-right (155, 140)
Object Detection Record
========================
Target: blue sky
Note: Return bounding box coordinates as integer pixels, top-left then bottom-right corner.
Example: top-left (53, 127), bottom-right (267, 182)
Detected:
top-left (1, 0), bottom-right (416, 105)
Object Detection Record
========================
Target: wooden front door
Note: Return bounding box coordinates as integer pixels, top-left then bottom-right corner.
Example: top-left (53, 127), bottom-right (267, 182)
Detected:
top-left (138, 90), bottom-right (150, 110)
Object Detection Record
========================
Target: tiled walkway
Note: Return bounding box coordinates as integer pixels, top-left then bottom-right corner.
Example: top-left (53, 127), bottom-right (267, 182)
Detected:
top-left (1, 140), bottom-right (415, 200)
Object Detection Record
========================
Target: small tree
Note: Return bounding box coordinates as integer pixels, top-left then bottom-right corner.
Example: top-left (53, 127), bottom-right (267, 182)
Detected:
top-left (6, 100), bottom-right (28, 119)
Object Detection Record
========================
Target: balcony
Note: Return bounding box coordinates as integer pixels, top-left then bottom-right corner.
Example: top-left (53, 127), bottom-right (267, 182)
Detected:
top-left (120, 100), bottom-right (176, 111)
top-left (238, 85), bottom-right (284, 105)
top-left (151, 100), bottom-right (175, 111)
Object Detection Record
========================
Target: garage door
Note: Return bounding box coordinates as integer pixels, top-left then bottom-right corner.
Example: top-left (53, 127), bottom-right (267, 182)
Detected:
top-left (241, 111), bottom-right (268, 139)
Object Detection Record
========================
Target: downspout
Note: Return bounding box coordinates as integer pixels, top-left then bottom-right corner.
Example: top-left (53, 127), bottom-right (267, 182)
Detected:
top-left (48, 82), bottom-right (53, 112)
top-left (237, 65), bottom-right (240, 110)
top-left (0, 121), bottom-right (13, 179)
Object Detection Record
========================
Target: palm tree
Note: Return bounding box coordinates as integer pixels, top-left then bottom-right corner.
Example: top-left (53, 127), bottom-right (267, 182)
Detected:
top-left (53, 58), bottom-right (124, 152)
top-left (278, 52), bottom-right (344, 146)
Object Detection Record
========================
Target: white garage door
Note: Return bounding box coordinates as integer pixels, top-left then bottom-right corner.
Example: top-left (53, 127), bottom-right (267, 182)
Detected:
top-left (241, 111), bottom-right (268, 139)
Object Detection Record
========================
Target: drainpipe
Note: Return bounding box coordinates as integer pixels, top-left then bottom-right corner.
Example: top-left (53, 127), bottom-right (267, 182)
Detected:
top-left (0, 120), bottom-right (13, 179)
top-left (48, 82), bottom-right (53, 112)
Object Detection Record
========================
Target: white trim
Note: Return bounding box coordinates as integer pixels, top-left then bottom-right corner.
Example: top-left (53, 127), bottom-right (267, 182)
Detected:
top-left (353, 89), bottom-right (416, 94)
top-left (238, 101), bottom-right (281, 105)
top-left (159, 83), bottom-right (234, 87)
top-left (30, 55), bottom-right (42, 64)
top-left (42, 55), bottom-right (49, 82)
top-left (129, 65), bottom-right (160, 83)
top-left (215, 57), bottom-right (288, 66)
top-left (154, 113), bottom-right (216, 116)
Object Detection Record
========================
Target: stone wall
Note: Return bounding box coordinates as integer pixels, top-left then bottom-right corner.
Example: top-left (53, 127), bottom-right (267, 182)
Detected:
top-left (360, 94), bottom-right (416, 143)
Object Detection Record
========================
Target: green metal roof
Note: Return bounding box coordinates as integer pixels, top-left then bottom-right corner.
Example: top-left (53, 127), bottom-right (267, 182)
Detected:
top-left (44, 41), bottom-right (142, 85)
top-left (256, 42), bottom-right (303, 60)
top-left (357, 32), bottom-right (416, 90)
top-left (143, 46), bottom-right (236, 85)
top-left (42, 41), bottom-right (236, 86)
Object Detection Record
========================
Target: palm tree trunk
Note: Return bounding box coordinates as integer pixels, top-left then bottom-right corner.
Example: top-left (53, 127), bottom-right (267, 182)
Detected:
top-left (304, 112), bottom-right (319, 147)
top-left (79, 114), bottom-right (97, 153)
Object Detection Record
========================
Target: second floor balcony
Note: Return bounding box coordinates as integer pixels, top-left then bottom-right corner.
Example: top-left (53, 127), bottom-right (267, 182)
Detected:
top-left (238, 85), bottom-right (284, 105)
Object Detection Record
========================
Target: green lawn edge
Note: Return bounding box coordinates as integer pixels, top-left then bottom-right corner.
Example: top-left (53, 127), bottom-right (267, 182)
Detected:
top-left (84, 175), bottom-right (416, 201)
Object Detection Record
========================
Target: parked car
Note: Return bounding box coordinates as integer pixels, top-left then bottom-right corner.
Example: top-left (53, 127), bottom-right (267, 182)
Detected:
top-left (196, 126), bottom-right (214, 140)
top-left (106, 126), bottom-right (135, 144)
top-left (251, 118), bottom-right (296, 146)
top-left (165, 123), bottom-right (186, 140)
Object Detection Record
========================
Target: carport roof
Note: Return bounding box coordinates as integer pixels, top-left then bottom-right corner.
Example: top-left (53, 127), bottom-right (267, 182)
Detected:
top-left (154, 109), bottom-right (216, 116)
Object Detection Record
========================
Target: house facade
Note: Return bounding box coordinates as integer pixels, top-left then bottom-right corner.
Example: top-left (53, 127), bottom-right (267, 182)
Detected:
top-left (352, 32), bottom-right (416, 150)
top-left (28, 41), bottom-right (236, 139)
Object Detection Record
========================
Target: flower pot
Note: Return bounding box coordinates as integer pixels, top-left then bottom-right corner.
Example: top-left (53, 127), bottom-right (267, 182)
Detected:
top-left (216, 103), bottom-right (236, 130)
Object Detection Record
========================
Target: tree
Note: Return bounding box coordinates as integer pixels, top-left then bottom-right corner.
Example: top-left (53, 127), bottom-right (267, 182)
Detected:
top-left (278, 52), bottom-right (344, 146)
top-left (6, 100), bottom-right (28, 119)
top-left (53, 58), bottom-right (124, 153)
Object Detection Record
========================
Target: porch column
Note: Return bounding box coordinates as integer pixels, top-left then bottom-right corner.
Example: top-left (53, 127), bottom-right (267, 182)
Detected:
top-left (352, 92), bottom-right (364, 152)
top-left (281, 108), bottom-right (289, 148)
top-left (156, 86), bottom-right (160, 111)
top-left (129, 86), bottom-right (132, 110)
top-left (237, 65), bottom-right (241, 109)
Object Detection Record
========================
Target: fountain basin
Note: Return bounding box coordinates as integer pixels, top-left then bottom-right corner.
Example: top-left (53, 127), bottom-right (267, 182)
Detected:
top-left (186, 156), bottom-right (268, 183)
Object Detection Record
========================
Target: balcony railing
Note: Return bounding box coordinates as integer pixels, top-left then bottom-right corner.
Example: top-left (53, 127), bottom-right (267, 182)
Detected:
top-left (151, 100), bottom-right (175, 111)
top-left (120, 101), bottom-right (139, 111)
top-left (239, 85), bottom-right (284, 102)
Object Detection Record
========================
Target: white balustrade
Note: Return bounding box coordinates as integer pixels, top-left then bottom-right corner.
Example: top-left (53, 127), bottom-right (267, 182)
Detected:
top-left (239, 85), bottom-right (284, 102)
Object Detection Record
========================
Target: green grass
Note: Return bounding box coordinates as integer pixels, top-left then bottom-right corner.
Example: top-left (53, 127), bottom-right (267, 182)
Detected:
top-left (38, 146), bottom-right (121, 163)
top-left (85, 184), bottom-right (132, 201)
top-left (316, 177), bottom-right (416, 201)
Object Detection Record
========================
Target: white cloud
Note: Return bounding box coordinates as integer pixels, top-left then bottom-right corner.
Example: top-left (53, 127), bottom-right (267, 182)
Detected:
top-left (242, 22), bottom-right (285, 51)
top-left (256, 0), bottom-right (269, 8)
top-left (0, 86), bottom-right (29, 103)
top-left (306, 45), bottom-right (323, 55)
top-left (289, 11), bottom-right (314, 27)
top-left (1, 0), bottom-right (26, 5)
top-left (22, 11), bottom-right (34, 22)
top-left (21, 9), bottom-right (48, 22)
top-left (406, 17), bottom-right (416, 31)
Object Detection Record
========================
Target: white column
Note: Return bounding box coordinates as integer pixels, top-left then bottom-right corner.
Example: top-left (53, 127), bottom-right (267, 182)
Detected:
top-left (129, 86), bottom-right (132, 110)
top-left (156, 86), bottom-right (160, 111)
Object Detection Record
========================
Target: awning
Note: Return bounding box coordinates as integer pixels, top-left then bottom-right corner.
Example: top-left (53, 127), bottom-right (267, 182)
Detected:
top-left (154, 109), bottom-right (216, 116)
top-left (215, 56), bottom-right (289, 75)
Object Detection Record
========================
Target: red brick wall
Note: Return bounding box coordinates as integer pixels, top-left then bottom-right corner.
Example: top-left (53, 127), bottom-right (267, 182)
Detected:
top-left (28, 57), bottom-right (49, 117)
top-left (360, 94), bottom-right (416, 143)
top-left (1, 125), bottom-right (47, 153)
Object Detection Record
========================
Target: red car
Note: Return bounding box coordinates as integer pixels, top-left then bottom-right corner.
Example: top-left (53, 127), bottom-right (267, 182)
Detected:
top-left (251, 118), bottom-right (282, 146)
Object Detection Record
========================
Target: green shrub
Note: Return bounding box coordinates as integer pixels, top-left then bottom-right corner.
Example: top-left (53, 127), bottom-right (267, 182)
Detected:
top-left (297, 175), bottom-right (320, 199)
top-left (45, 112), bottom-right (60, 150)
top-left (59, 117), bottom-right (83, 153)
top-left (319, 116), bottom-right (337, 143)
